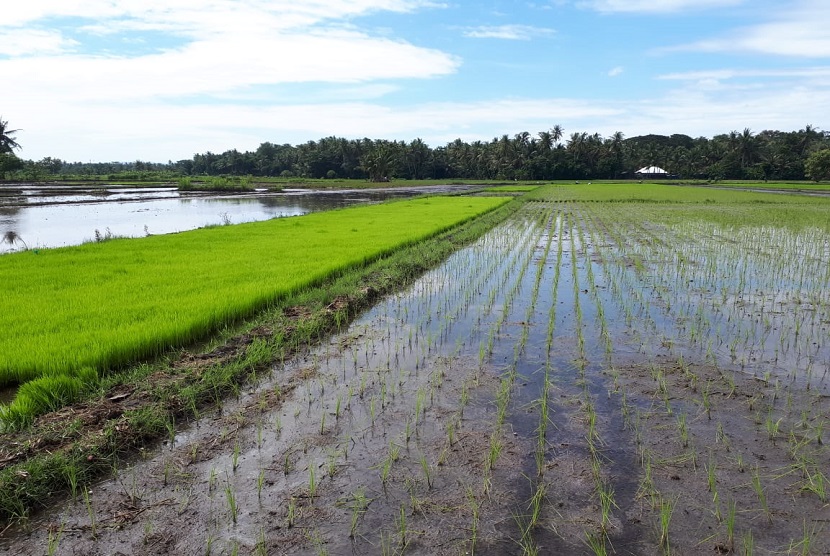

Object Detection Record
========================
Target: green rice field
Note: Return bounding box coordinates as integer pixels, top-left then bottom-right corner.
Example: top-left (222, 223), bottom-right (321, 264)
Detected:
top-left (0, 196), bottom-right (507, 424)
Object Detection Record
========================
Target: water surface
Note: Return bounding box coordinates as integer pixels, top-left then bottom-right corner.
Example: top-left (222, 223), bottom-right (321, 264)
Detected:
top-left (0, 184), bottom-right (474, 253)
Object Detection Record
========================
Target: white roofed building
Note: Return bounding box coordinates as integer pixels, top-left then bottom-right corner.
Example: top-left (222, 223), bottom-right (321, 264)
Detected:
top-left (635, 166), bottom-right (668, 177)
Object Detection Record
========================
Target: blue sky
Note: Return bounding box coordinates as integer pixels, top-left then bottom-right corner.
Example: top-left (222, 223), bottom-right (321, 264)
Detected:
top-left (3, 0), bottom-right (830, 162)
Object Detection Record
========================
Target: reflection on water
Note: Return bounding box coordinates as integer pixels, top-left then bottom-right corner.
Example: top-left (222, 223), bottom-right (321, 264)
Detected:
top-left (0, 185), bottom-right (470, 253)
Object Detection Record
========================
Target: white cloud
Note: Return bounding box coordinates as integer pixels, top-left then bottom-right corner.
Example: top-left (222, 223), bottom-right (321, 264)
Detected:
top-left (2, 1), bottom-right (443, 29)
top-left (1, 32), bottom-right (457, 104)
top-left (582, 0), bottom-right (743, 14)
top-left (658, 67), bottom-right (830, 81)
top-left (462, 24), bottom-right (555, 40)
top-left (0, 29), bottom-right (78, 56)
top-left (0, 2), bottom-right (459, 103)
top-left (607, 66), bottom-right (624, 77)
top-left (13, 72), bottom-right (830, 161)
top-left (665, 0), bottom-right (830, 57)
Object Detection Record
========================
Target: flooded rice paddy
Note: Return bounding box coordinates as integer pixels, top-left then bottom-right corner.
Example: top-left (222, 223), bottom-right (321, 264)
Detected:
top-left (3, 197), bottom-right (829, 555)
top-left (0, 184), bottom-right (473, 253)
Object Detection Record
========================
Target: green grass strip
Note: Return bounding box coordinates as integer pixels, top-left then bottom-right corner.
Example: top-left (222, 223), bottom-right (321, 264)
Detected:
top-left (530, 182), bottom-right (830, 205)
top-left (0, 196), bottom-right (507, 386)
top-left (482, 185), bottom-right (541, 193)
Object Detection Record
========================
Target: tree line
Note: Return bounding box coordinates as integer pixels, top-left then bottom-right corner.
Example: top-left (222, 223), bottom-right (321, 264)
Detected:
top-left (3, 119), bottom-right (830, 181)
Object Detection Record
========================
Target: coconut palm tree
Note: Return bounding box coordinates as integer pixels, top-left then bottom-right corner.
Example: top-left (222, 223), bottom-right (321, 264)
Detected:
top-left (0, 117), bottom-right (21, 153)
top-left (551, 124), bottom-right (564, 147)
top-left (738, 128), bottom-right (759, 169)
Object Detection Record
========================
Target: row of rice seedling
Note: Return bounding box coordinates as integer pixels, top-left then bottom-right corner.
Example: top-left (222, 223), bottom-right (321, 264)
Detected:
top-left (0, 196), bottom-right (508, 428)
top-left (312, 204), bottom-right (552, 553)
top-left (231, 188), bottom-right (828, 553)
top-left (572, 191), bottom-right (830, 554)
top-left (584, 198), bottom-right (830, 389)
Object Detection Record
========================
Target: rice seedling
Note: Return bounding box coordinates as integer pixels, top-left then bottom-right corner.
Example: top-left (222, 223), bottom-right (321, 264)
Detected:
top-left (485, 431), bottom-right (503, 474)
top-left (46, 521), bottom-right (64, 556)
top-left (378, 442), bottom-right (400, 486)
top-left (224, 480), bottom-right (238, 524)
top-left (799, 466), bottom-right (827, 502)
top-left (658, 495), bottom-right (676, 555)
top-left (676, 412), bottom-right (689, 448)
top-left (346, 488), bottom-right (370, 539)
top-left (257, 469), bottom-right (265, 501)
top-left (514, 513), bottom-right (541, 556)
top-left (585, 530), bottom-right (609, 556)
top-left (308, 465), bottom-right (318, 502)
top-left (597, 479), bottom-right (617, 532)
top-left (466, 487), bottom-right (480, 555)
top-left (232, 442), bottom-right (240, 472)
top-left (419, 452), bottom-right (433, 489)
top-left (82, 488), bottom-right (97, 538)
top-left (789, 519), bottom-right (818, 556)
top-left (204, 533), bottom-right (216, 556)
top-left (254, 528), bottom-right (267, 556)
top-left (396, 504), bottom-right (408, 550)
top-left (750, 465), bottom-right (770, 521)
top-left (636, 451), bottom-right (658, 509)
top-left (286, 497), bottom-right (298, 528)
top-left (308, 528), bottom-right (328, 556)
top-left (724, 498), bottom-right (737, 552)
top-left (765, 413), bottom-right (782, 442)
top-left (527, 478), bottom-right (547, 531)
top-left (741, 529), bottom-right (754, 556)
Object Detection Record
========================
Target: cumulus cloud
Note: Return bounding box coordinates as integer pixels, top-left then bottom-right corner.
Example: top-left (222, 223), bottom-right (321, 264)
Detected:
top-left (607, 66), bottom-right (624, 77)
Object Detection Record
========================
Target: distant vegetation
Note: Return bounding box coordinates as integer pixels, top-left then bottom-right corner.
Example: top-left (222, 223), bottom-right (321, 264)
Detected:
top-left (3, 123), bottom-right (830, 182)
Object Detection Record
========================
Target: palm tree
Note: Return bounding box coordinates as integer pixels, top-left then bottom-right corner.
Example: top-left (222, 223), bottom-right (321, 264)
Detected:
top-left (0, 117), bottom-right (21, 153)
top-left (551, 124), bottom-right (564, 147)
top-left (738, 128), bottom-right (758, 169)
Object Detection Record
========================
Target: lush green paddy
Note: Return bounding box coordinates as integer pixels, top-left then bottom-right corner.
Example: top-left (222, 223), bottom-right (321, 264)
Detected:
top-left (0, 196), bottom-right (507, 425)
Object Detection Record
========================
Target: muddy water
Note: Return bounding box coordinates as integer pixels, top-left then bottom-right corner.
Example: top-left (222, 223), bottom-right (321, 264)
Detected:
top-left (0, 184), bottom-right (475, 253)
top-left (3, 200), bottom-right (829, 555)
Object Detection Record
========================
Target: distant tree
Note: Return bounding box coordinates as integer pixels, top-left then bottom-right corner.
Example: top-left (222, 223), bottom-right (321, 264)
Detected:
top-left (360, 143), bottom-right (398, 182)
top-left (0, 152), bottom-right (23, 179)
top-left (0, 117), bottom-right (21, 153)
top-left (805, 148), bottom-right (830, 182)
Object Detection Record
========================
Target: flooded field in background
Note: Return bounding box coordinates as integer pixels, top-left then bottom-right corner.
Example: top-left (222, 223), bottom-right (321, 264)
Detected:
top-left (0, 184), bottom-right (476, 253)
